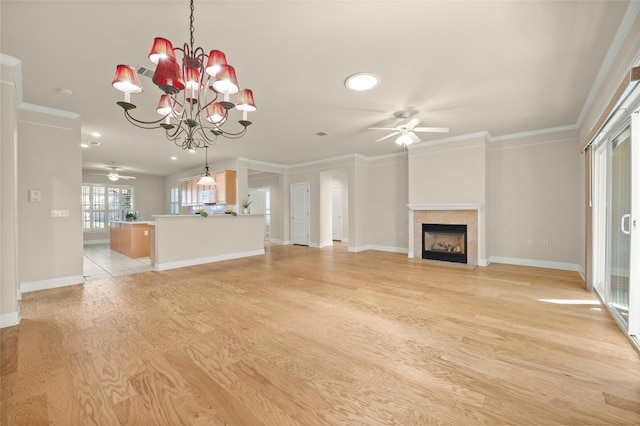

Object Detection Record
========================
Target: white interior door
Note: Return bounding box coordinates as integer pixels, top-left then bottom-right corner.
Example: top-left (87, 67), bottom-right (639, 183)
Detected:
top-left (291, 182), bottom-right (309, 246)
top-left (332, 187), bottom-right (342, 241)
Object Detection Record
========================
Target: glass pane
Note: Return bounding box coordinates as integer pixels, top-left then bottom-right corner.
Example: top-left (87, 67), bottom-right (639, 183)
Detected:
top-left (92, 186), bottom-right (105, 210)
top-left (609, 131), bottom-right (631, 325)
top-left (82, 186), bottom-right (91, 211)
top-left (108, 211), bottom-right (120, 225)
top-left (122, 188), bottom-right (132, 209)
top-left (83, 212), bottom-right (91, 229)
top-left (93, 212), bottom-right (105, 229)
top-left (108, 188), bottom-right (120, 210)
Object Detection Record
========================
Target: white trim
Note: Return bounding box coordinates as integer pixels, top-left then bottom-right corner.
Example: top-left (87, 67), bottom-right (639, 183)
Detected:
top-left (268, 238), bottom-right (291, 245)
top-left (347, 245), bottom-right (408, 254)
top-left (478, 258), bottom-right (489, 267)
top-left (367, 245), bottom-right (409, 254)
top-left (490, 124), bottom-right (578, 142)
top-left (154, 249), bottom-right (265, 271)
top-left (489, 256), bottom-right (582, 273)
top-left (407, 204), bottom-right (481, 211)
top-left (0, 54), bottom-right (23, 104)
top-left (577, 0), bottom-right (640, 129)
top-left (21, 275), bottom-right (84, 293)
top-left (318, 241), bottom-right (333, 248)
top-left (83, 239), bottom-right (110, 245)
top-left (341, 238), bottom-right (349, 243)
top-left (0, 311), bottom-right (20, 328)
top-left (20, 102), bottom-right (80, 119)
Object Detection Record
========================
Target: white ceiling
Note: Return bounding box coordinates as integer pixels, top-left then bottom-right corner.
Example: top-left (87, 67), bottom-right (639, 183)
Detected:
top-left (0, 1), bottom-right (631, 176)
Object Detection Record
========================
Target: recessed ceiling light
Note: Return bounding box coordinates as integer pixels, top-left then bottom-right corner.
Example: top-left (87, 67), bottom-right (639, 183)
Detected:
top-left (188, 148), bottom-right (196, 153)
top-left (170, 156), bottom-right (177, 160)
top-left (90, 132), bottom-right (101, 137)
top-left (80, 143), bottom-right (89, 148)
top-left (345, 73), bottom-right (379, 91)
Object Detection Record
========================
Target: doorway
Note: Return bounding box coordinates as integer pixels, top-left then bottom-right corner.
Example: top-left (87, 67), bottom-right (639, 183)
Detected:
top-left (332, 187), bottom-right (343, 241)
top-left (291, 182), bottom-right (310, 246)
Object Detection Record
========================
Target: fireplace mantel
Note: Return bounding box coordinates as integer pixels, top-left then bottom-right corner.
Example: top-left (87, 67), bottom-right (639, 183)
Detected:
top-left (408, 204), bottom-right (481, 211)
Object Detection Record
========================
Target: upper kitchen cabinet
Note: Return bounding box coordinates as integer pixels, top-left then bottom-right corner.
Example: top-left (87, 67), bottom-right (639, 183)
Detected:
top-left (214, 170), bottom-right (237, 205)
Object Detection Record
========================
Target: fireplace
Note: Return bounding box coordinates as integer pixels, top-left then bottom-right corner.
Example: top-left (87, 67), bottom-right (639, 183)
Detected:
top-left (422, 223), bottom-right (467, 264)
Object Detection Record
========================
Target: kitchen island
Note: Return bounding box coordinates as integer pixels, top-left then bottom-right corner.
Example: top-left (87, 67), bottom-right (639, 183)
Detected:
top-left (110, 221), bottom-right (154, 258)
top-left (151, 214), bottom-right (265, 271)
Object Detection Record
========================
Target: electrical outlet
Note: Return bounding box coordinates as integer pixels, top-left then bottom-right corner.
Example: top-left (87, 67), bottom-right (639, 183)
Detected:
top-left (543, 240), bottom-right (549, 247)
top-left (527, 239), bottom-right (532, 246)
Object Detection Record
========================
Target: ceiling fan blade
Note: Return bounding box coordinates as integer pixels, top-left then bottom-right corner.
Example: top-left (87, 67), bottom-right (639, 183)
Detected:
top-left (408, 132), bottom-right (422, 144)
top-left (374, 132), bottom-right (400, 143)
top-left (368, 127), bottom-right (399, 131)
top-left (412, 127), bottom-right (450, 133)
top-left (119, 176), bottom-right (136, 180)
top-left (405, 118), bottom-right (421, 129)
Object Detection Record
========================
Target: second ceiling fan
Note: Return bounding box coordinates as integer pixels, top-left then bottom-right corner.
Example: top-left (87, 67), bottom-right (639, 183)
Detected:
top-left (369, 118), bottom-right (449, 146)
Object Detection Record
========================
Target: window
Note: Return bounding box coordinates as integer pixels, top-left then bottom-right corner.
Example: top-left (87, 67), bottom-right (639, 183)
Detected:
top-left (170, 187), bottom-right (179, 214)
top-left (82, 184), bottom-right (134, 231)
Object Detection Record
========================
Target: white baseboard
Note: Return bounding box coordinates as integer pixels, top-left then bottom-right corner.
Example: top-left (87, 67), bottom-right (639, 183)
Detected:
top-left (21, 275), bottom-right (85, 294)
top-left (269, 239), bottom-right (291, 245)
top-left (478, 258), bottom-right (489, 267)
top-left (83, 239), bottom-right (110, 245)
top-left (368, 245), bottom-right (409, 254)
top-left (348, 245), bottom-right (408, 254)
top-left (155, 249), bottom-right (265, 271)
top-left (489, 256), bottom-right (581, 272)
top-left (0, 310), bottom-right (20, 328)
top-left (341, 238), bottom-right (349, 243)
top-left (318, 241), bottom-right (333, 248)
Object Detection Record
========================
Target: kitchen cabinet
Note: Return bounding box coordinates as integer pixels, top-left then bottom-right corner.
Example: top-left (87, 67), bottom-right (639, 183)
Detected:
top-left (214, 169), bottom-right (237, 205)
top-left (110, 221), bottom-right (152, 258)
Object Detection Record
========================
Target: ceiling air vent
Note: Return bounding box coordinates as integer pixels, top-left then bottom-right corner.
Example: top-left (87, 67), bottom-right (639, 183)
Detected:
top-left (136, 65), bottom-right (155, 79)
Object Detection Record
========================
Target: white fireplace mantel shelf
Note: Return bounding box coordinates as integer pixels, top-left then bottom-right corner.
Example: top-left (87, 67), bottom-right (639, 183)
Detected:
top-left (407, 204), bottom-right (481, 211)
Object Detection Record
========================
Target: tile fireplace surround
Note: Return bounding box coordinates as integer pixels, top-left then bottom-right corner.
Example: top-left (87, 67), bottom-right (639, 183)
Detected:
top-left (408, 204), bottom-right (481, 266)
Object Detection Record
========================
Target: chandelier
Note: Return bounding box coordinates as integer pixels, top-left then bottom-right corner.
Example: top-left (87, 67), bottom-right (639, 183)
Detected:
top-left (111, 0), bottom-right (256, 150)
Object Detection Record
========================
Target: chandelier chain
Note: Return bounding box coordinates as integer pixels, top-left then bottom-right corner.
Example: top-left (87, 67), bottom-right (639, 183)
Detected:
top-left (189, 0), bottom-right (195, 53)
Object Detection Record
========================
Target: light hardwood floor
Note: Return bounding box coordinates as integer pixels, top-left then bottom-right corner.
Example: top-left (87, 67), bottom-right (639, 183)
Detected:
top-left (2, 243), bottom-right (639, 425)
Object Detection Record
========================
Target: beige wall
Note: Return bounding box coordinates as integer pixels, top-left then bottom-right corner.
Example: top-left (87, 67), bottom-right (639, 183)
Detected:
top-left (1, 60), bottom-right (19, 326)
top-left (408, 134), bottom-right (488, 205)
top-left (17, 107), bottom-right (83, 289)
top-left (366, 155), bottom-right (408, 251)
top-left (487, 130), bottom-right (582, 266)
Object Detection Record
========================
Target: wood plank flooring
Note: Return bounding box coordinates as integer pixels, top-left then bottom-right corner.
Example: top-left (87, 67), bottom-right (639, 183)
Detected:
top-left (2, 243), bottom-right (639, 425)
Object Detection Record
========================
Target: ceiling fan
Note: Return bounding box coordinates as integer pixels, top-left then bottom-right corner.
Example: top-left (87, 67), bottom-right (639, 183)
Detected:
top-left (369, 118), bottom-right (449, 146)
top-left (93, 166), bottom-right (136, 182)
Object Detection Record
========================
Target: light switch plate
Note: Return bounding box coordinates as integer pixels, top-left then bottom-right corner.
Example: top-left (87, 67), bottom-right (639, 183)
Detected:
top-left (29, 190), bottom-right (41, 202)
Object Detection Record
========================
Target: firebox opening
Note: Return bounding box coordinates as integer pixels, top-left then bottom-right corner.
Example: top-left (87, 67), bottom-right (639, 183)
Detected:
top-left (422, 223), bottom-right (467, 264)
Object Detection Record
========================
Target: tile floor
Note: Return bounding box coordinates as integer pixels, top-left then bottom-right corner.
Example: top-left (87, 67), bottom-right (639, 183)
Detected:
top-left (83, 243), bottom-right (153, 282)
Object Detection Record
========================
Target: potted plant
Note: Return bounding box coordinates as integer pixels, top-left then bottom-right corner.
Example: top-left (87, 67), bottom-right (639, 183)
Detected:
top-left (242, 198), bottom-right (252, 214)
top-left (125, 212), bottom-right (137, 221)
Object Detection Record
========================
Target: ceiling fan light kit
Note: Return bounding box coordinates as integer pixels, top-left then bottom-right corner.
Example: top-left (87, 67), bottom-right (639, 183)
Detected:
top-left (370, 116), bottom-right (450, 146)
top-left (111, 0), bottom-right (256, 151)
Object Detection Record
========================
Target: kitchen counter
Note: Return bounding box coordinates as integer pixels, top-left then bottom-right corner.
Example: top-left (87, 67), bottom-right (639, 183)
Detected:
top-left (151, 214), bottom-right (265, 271)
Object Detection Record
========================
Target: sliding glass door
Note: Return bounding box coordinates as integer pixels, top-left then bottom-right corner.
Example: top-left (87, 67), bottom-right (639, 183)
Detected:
top-left (609, 129), bottom-right (631, 325)
top-left (593, 112), bottom-right (639, 344)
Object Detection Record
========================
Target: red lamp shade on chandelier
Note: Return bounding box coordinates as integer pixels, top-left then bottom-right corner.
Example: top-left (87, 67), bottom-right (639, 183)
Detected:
top-left (112, 65), bottom-right (143, 103)
top-left (111, 0), bottom-right (256, 151)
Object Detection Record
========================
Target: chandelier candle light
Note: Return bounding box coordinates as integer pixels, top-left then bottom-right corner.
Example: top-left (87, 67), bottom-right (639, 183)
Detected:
top-left (111, 0), bottom-right (256, 150)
